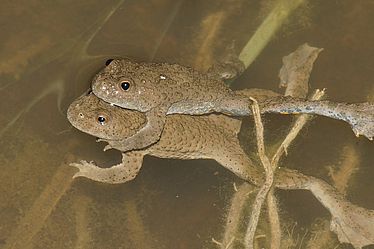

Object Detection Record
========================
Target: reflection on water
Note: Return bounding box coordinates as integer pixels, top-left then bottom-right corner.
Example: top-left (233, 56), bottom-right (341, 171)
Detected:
top-left (0, 0), bottom-right (373, 248)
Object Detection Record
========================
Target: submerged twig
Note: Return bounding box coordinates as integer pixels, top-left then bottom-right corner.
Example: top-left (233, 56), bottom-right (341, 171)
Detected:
top-left (244, 97), bottom-right (274, 249)
top-left (223, 42), bottom-right (373, 248)
top-left (267, 190), bottom-right (281, 249)
top-left (270, 89), bottom-right (374, 248)
top-left (264, 45), bottom-right (324, 248)
top-left (220, 183), bottom-right (254, 248)
top-left (267, 89), bottom-right (325, 249)
top-left (238, 44), bottom-right (324, 249)
top-left (226, 44), bottom-right (327, 249)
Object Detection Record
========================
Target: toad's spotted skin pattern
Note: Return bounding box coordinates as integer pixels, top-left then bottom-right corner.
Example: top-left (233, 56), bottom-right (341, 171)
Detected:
top-left (67, 92), bottom-right (315, 189)
top-left (91, 59), bottom-right (373, 153)
top-left (67, 90), bottom-right (147, 141)
top-left (91, 59), bottom-right (249, 152)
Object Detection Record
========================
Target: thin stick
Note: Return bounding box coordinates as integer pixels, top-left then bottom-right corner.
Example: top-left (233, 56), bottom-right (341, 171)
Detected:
top-left (244, 98), bottom-right (274, 249)
top-left (267, 190), bottom-right (281, 249)
top-left (221, 183), bottom-right (254, 248)
top-left (266, 89), bottom-right (326, 249)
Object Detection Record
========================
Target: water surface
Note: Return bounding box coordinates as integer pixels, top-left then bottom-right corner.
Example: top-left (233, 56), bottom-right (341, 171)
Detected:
top-left (0, 0), bottom-right (373, 248)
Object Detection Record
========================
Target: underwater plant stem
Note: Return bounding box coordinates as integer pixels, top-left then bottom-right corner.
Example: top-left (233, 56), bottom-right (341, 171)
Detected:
top-left (239, 0), bottom-right (305, 69)
top-left (73, 194), bottom-right (92, 249)
top-left (244, 98), bottom-right (274, 249)
top-left (267, 190), bottom-right (281, 249)
top-left (123, 200), bottom-right (154, 249)
top-left (266, 89), bottom-right (325, 249)
top-left (243, 90), bottom-right (324, 249)
top-left (4, 163), bottom-right (76, 249)
top-left (221, 182), bottom-right (254, 248)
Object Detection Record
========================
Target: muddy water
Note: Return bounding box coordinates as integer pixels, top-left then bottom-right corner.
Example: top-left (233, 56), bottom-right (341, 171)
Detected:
top-left (0, 0), bottom-right (373, 248)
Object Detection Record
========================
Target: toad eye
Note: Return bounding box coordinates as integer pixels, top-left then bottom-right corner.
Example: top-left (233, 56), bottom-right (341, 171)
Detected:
top-left (97, 116), bottom-right (106, 125)
top-left (105, 59), bottom-right (114, 66)
top-left (120, 81), bottom-right (130, 91)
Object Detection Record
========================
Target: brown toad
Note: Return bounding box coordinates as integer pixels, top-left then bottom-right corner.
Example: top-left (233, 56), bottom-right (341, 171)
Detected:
top-left (91, 59), bottom-right (374, 152)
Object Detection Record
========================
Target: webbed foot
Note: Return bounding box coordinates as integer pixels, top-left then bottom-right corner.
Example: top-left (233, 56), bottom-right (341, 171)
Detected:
top-left (70, 160), bottom-right (101, 179)
top-left (69, 152), bottom-right (144, 184)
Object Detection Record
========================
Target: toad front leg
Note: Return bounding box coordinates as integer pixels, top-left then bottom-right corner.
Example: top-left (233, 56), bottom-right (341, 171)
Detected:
top-left (102, 107), bottom-right (168, 151)
top-left (70, 151), bottom-right (144, 184)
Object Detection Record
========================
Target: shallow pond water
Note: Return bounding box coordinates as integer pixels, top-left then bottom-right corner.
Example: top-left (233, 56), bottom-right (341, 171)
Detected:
top-left (0, 0), bottom-right (373, 248)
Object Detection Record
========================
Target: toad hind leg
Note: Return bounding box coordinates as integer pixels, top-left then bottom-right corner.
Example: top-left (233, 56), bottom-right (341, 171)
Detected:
top-left (70, 151), bottom-right (144, 184)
